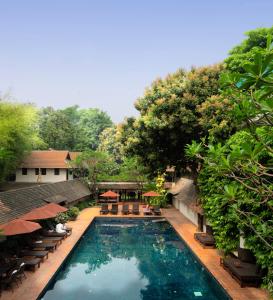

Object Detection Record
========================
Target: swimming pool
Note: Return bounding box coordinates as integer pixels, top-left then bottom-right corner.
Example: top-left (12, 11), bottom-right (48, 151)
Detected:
top-left (39, 218), bottom-right (230, 300)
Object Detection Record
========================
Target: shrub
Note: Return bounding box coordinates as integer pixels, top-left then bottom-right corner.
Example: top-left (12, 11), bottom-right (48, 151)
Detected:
top-left (67, 207), bottom-right (80, 220)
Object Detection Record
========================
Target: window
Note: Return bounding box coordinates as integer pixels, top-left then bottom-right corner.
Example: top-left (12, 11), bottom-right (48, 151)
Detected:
top-left (54, 168), bottom-right (60, 175)
top-left (35, 168), bottom-right (39, 175)
top-left (22, 168), bottom-right (28, 175)
top-left (41, 168), bottom-right (47, 175)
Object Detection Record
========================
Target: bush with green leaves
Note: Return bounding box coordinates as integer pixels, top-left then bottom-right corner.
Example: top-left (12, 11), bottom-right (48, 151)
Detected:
top-left (67, 207), bottom-right (80, 220)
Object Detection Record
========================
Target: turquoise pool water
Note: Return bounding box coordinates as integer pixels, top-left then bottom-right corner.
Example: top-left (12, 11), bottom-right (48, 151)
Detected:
top-left (39, 218), bottom-right (230, 300)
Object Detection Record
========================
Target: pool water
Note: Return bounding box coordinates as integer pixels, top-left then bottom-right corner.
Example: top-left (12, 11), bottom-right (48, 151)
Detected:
top-left (39, 218), bottom-right (230, 300)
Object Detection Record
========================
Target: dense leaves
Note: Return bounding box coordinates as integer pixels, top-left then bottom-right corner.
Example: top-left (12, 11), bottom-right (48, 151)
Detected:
top-left (121, 65), bottom-right (223, 175)
top-left (0, 101), bottom-right (43, 181)
top-left (186, 46), bottom-right (273, 293)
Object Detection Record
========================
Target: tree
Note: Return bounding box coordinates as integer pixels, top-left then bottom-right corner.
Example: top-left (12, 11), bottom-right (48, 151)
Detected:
top-left (186, 45), bottom-right (273, 293)
top-left (76, 108), bottom-right (113, 150)
top-left (0, 100), bottom-right (43, 181)
top-left (38, 107), bottom-right (77, 150)
top-left (121, 65), bottom-right (223, 175)
top-left (98, 126), bottom-right (123, 163)
top-left (71, 151), bottom-right (117, 195)
top-left (225, 27), bottom-right (273, 72)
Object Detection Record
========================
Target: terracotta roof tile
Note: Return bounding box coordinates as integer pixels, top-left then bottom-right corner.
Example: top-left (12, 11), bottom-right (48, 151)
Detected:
top-left (20, 150), bottom-right (70, 168)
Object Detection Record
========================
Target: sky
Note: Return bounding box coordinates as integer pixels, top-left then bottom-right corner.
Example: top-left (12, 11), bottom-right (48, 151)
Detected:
top-left (0, 1), bottom-right (272, 123)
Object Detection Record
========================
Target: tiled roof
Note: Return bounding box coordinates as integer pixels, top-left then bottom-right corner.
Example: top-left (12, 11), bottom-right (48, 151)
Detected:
top-left (169, 178), bottom-right (203, 214)
top-left (20, 150), bottom-right (71, 168)
top-left (69, 152), bottom-right (81, 161)
top-left (0, 180), bottom-right (91, 225)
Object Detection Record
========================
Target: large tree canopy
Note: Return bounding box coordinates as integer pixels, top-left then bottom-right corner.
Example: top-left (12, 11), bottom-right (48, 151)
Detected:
top-left (38, 106), bottom-right (113, 151)
top-left (121, 65), bottom-right (223, 175)
top-left (0, 101), bottom-right (42, 181)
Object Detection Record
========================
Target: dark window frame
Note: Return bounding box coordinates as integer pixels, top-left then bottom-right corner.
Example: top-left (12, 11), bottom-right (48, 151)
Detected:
top-left (54, 168), bottom-right (60, 175)
top-left (22, 168), bottom-right (28, 175)
top-left (41, 168), bottom-right (47, 175)
top-left (35, 168), bottom-right (39, 175)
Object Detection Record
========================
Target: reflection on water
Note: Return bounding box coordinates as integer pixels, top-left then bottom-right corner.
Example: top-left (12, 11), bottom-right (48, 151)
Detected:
top-left (40, 218), bottom-right (230, 300)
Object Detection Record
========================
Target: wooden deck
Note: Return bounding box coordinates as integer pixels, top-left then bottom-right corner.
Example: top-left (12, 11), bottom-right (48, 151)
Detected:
top-left (0, 205), bottom-right (270, 300)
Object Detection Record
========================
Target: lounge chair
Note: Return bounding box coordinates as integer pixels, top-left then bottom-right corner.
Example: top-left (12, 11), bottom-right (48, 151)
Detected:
top-left (110, 204), bottom-right (118, 215)
top-left (21, 256), bottom-right (42, 272)
top-left (122, 204), bottom-right (130, 215)
top-left (30, 241), bottom-right (57, 252)
top-left (40, 236), bottom-right (63, 245)
top-left (153, 206), bottom-right (161, 216)
top-left (222, 249), bottom-right (263, 287)
top-left (100, 204), bottom-right (109, 215)
top-left (42, 229), bottom-right (67, 238)
top-left (0, 269), bottom-right (19, 292)
top-left (132, 203), bottom-right (140, 215)
top-left (143, 206), bottom-right (152, 215)
top-left (20, 250), bottom-right (49, 261)
top-left (194, 225), bottom-right (216, 248)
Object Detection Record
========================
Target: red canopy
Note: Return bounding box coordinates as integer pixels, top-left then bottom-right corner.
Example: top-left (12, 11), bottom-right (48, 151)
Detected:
top-left (0, 219), bottom-right (41, 236)
top-left (142, 191), bottom-right (161, 197)
top-left (44, 203), bottom-right (68, 214)
top-left (100, 190), bottom-right (119, 198)
top-left (21, 206), bottom-right (57, 221)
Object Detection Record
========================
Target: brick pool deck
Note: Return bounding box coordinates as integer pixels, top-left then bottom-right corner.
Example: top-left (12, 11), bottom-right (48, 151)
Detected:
top-left (1, 206), bottom-right (270, 300)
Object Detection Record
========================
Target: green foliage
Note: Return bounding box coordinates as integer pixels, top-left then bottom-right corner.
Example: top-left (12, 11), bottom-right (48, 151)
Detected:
top-left (187, 46), bottom-right (273, 293)
top-left (39, 107), bottom-right (77, 150)
top-left (0, 100), bottom-right (44, 181)
top-left (225, 27), bottom-right (273, 72)
top-left (120, 65), bottom-right (223, 175)
top-left (98, 126), bottom-right (123, 163)
top-left (76, 108), bottom-right (113, 150)
top-left (39, 106), bottom-right (113, 151)
top-left (71, 150), bottom-right (118, 194)
top-left (66, 206), bottom-right (80, 220)
top-left (55, 212), bottom-right (69, 224)
top-left (76, 199), bottom-right (95, 211)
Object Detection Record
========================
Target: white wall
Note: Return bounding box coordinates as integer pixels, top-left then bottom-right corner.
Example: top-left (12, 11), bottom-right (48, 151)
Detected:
top-left (16, 168), bottom-right (68, 183)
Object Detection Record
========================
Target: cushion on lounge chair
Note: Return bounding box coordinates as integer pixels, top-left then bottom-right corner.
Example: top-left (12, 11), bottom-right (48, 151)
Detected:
top-left (238, 248), bottom-right (256, 264)
top-left (194, 233), bottom-right (215, 246)
top-left (223, 256), bottom-right (262, 287)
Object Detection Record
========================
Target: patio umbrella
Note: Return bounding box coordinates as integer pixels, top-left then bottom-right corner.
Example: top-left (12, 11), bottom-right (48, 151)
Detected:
top-left (0, 219), bottom-right (41, 236)
top-left (21, 206), bottom-right (57, 221)
top-left (142, 191), bottom-right (161, 197)
top-left (100, 190), bottom-right (119, 198)
top-left (44, 203), bottom-right (68, 214)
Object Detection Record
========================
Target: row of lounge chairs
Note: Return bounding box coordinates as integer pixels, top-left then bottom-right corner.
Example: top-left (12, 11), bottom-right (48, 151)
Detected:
top-left (194, 225), bottom-right (264, 288)
top-left (0, 228), bottom-right (71, 295)
top-left (100, 203), bottom-right (161, 216)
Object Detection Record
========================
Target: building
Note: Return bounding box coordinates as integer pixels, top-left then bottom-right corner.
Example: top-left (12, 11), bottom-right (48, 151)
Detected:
top-left (15, 150), bottom-right (80, 183)
top-left (0, 179), bottom-right (91, 225)
top-left (168, 177), bottom-right (205, 231)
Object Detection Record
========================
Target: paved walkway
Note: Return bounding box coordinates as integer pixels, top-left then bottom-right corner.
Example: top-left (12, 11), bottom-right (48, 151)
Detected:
top-left (1, 206), bottom-right (270, 300)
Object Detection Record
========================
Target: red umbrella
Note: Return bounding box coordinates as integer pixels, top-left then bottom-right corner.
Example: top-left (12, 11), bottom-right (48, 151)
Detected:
top-left (100, 190), bottom-right (119, 198)
top-left (0, 219), bottom-right (41, 236)
top-left (44, 203), bottom-right (68, 214)
top-left (142, 191), bottom-right (161, 197)
top-left (21, 206), bottom-right (57, 221)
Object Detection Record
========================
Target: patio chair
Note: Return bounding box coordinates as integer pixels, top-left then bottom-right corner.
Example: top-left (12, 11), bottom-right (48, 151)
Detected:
top-left (30, 241), bottom-right (57, 252)
top-left (122, 204), bottom-right (130, 215)
top-left (132, 203), bottom-right (140, 215)
top-left (194, 225), bottom-right (216, 248)
top-left (14, 260), bottom-right (27, 283)
top-left (153, 206), bottom-right (161, 216)
top-left (100, 204), bottom-right (109, 215)
top-left (110, 204), bottom-right (118, 215)
top-left (222, 249), bottom-right (264, 287)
